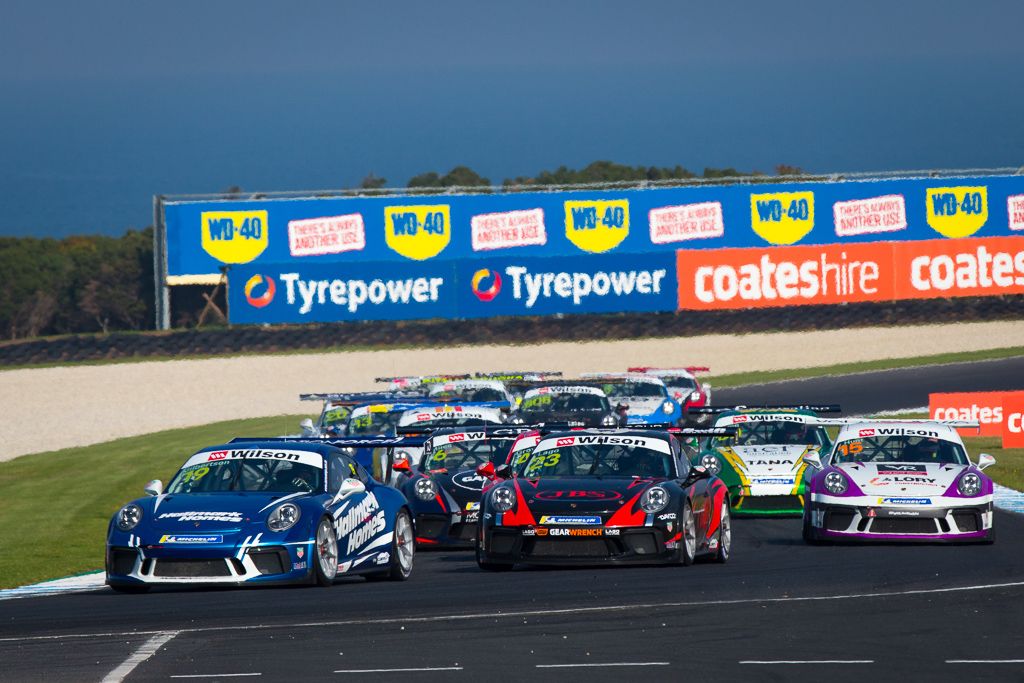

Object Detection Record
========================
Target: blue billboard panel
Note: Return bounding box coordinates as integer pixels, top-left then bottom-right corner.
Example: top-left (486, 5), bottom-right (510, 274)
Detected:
top-left (165, 174), bottom-right (1024, 278)
top-left (227, 261), bottom-right (457, 324)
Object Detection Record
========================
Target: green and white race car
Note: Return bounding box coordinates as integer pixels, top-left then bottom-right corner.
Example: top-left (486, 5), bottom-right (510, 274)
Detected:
top-left (690, 406), bottom-right (837, 516)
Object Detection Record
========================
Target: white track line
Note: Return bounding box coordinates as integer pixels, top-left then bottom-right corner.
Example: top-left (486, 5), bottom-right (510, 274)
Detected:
top-left (4, 579), bottom-right (1024, 645)
top-left (170, 675), bottom-right (262, 679)
top-left (536, 662), bottom-right (668, 668)
top-left (740, 660), bottom-right (873, 665)
top-left (946, 659), bottom-right (1024, 664)
top-left (334, 667), bottom-right (462, 673)
top-left (100, 630), bottom-right (179, 683)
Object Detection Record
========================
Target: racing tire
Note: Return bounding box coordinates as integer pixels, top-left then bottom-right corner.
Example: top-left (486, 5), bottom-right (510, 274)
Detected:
top-left (108, 582), bottom-right (149, 594)
top-left (713, 500), bottom-right (731, 563)
top-left (476, 541), bottom-right (514, 572)
top-left (314, 516), bottom-right (339, 587)
top-left (679, 501), bottom-right (697, 566)
top-left (802, 507), bottom-right (821, 545)
top-left (367, 509), bottom-right (416, 581)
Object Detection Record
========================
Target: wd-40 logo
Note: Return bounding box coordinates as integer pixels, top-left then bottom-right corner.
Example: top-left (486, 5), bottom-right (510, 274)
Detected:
top-left (471, 269), bottom-right (502, 302)
top-left (201, 211), bottom-right (269, 264)
top-left (244, 275), bottom-right (276, 308)
top-left (925, 186), bottom-right (988, 238)
top-left (564, 199), bottom-right (630, 253)
top-left (384, 205), bottom-right (451, 260)
top-left (749, 192), bottom-right (815, 245)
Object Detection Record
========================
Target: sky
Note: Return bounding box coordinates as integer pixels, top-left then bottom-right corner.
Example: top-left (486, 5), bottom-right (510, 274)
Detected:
top-left (1, 0), bottom-right (1022, 237)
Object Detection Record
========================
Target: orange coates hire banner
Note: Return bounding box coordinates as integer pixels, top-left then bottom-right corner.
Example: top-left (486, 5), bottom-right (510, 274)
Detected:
top-left (1003, 393), bottom-right (1024, 448)
top-left (929, 391), bottom-right (1024, 445)
top-left (677, 235), bottom-right (1024, 310)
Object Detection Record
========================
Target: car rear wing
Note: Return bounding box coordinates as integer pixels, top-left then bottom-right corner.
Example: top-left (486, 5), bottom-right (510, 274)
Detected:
top-left (374, 374), bottom-right (471, 385)
top-left (230, 435), bottom-right (431, 448)
top-left (809, 418), bottom-right (982, 430)
top-left (299, 392), bottom-right (428, 404)
top-left (472, 371), bottom-right (564, 382)
top-left (628, 366), bottom-right (710, 374)
top-left (688, 404), bottom-right (842, 415)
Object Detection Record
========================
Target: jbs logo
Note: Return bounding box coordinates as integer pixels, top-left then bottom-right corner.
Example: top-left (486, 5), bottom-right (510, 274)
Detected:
top-left (535, 490), bottom-right (622, 501)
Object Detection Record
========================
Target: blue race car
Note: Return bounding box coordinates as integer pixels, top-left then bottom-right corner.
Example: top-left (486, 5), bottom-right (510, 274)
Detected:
top-left (105, 439), bottom-right (417, 592)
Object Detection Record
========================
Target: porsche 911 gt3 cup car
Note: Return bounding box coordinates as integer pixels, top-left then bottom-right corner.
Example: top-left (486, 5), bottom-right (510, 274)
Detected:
top-left (427, 380), bottom-right (516, 410)
top-left (580, 373), bottom-right (682, 425)
top-left (105, 439), bottom-right (417, 591)
top-left (511, 384), bottom-right (618, 427)
top-left (477, 427), bottom-right (734, 569)
top-left (376, 374), bottom-right (471, 394)
top-left (397, 427), bottom-right (530, 547)
top-left (693, 406), bottom-right (837, 516)
top-left (802, 420), bottom-right (996, 543)
top-left (298, 392), bottom-right (424, 437)
top-left (627, 366), bottom-right (712, 411)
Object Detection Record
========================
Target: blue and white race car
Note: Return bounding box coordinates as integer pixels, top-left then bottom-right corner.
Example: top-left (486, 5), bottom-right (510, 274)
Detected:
top-left (105, 439), bottom-right (417, 591)
top-left (580, 373), bottom-right (683, 425)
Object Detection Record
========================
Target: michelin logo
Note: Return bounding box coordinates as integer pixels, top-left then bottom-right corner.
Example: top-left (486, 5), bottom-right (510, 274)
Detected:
top-left (504, 265), bottom-right (667, 308)
top-left (279, 273), bottom-right (444, 315)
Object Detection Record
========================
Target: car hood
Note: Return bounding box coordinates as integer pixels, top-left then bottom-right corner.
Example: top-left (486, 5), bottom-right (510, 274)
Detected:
top-left (430, 467), bottom-right (489, 506)
top-left (718, 445), bottom-right (814, 480)
top-left (834, 462), bottom-right (968, 497)
top-left (624, 397), bottom-right (671, 417)
top-left (139, 492), bottom-right (311, 532)
top-left (515, 476), bottom-right (659, 517)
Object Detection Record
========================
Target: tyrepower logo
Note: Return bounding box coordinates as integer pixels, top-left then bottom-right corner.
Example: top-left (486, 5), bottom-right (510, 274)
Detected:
top-left (471, 269), bottom-right (502, 302)
top-left (278, 272), bottom-right (445, 315)
top-left (244, 275), bottom-right (276, 308)
top-left (502, 264), bottom-right (668, 309)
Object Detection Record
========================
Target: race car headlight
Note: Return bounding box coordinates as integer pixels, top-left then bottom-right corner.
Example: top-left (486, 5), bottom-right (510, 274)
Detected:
top-left (699, 454), bottom-right (721, 475)
top-left (640, 486), bottom-right (669, 513)
top-left (958, 472), bottom-right (982, 497)
top-left (602, 414), bottom-right (618, 426)
top-left (491, 486), bottom-right (515, 513)
top-left (116, 504), bottom-right (142, 532)
top-left (267, 503), bottom-right (301, 532)
top-left (662, 401), bottom-right (674, 414)
top-left (824, 471), bottom-right (848, 495)
top-left (414, 478), bottom-right (438, 502)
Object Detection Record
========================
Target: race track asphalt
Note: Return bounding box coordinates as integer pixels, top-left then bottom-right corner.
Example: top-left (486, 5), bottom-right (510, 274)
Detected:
top-left (3, 358), bottom-right (1023, 682)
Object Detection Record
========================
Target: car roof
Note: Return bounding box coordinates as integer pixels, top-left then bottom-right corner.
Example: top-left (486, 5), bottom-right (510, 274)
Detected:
top-left (713, 409), bottom-right (822, 427)
top-left (197, 441), bottom-right (336, 457)
top-left (427, 379), bottom-right (507, 393)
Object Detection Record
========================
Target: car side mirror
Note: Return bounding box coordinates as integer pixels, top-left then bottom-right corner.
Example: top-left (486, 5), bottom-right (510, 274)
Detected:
top-left (476, 462), bottom-right (496, 477)
top-left (144, 479), bottom-right (163, 497)
top-left (684, 466), bottom-right (710, 484)
top-left (338, 478), bottom-right (366, 498)
top-left (392, 459), bottom-right (411, 472)
top-left (977, 453), bottom-right (996, 470)
top-left (494, 464), bottom-right (512, 480)
top-left (803, 452), bottom-right (823, 469)
top-left (299, 418), bottom-right (316, 436)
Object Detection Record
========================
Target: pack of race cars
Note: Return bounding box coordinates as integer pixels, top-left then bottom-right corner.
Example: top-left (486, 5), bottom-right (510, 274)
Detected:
top-left (105, 367), bottom-right (998, 592)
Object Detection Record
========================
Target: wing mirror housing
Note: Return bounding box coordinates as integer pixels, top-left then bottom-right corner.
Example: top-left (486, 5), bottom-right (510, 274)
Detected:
top-left (683, 465), bottom-right (710, 485)
top-left (338, 478), bottom-right (366, 498)
top-left (144, 479), bottom-right (163, 497)
top-left (802, 452), bottom-right (823, 469)
top-left (977, 453), bottom-right (996, 470)
top-left (299, 418), bottom-right (317, 436)
top-left (392, 459), bottom-right (412, 473)
top-left (476, 462), bottom-right (496, 478)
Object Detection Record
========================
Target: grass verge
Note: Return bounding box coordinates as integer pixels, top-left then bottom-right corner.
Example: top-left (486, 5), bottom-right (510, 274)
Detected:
top-left (708, 346), bottom-right (1024, 388)
top-left (0, 414), bottom-right (303, 589)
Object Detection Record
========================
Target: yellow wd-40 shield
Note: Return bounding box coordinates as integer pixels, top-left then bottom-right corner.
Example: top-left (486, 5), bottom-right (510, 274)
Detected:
top-left (201, 211), bottom-right (269, 264)
top-left (563, 199), bottom-right (630, 253)
top-left (384, 205), bottom-right (451, 260)
top-left (749, 191), bottom-right (815, 245)
top-left (925, 186), bottom-right (988, 238)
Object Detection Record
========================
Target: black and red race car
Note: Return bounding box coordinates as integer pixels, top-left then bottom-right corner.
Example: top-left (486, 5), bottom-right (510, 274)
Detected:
top-left (395, 426), bottom-right (531, 547)
top-left (476, 427), bottom-right (733, 569)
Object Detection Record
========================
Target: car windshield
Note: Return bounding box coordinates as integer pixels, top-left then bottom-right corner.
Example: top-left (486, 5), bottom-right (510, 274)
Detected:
top-left (711, 419), bottom-right (828, 447)
top-left (319, 405), bottom-right (351, 430)
top-left (421, 439), bottom-right (516, 471)
top-left (521, 443), bottom-right (675, 478)
top-left (521, 392), bottom-right (609, 414)
top-left (166, 458), bottom-right (324, 494)
top-left (412, 417), bottom-right (498, 428)
top-left (347, 411), bottom-right (404, 436)
top-left (832, 435), bottom-right (968, 465)
top-left (598, 381), bottom-right (666, 398)
top-left (661, 376), bottom-right (697, 391)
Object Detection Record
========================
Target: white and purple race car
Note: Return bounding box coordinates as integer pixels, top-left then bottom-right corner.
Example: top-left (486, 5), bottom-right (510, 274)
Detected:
top-left (802, 420), bottom-right (996, 543)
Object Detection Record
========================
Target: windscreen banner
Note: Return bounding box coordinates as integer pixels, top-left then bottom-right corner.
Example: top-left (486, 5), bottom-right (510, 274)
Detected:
top-left (164, 174), bottom-right (1024, 278)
